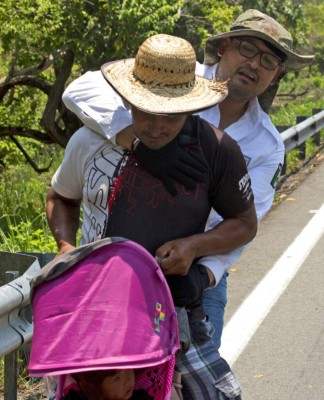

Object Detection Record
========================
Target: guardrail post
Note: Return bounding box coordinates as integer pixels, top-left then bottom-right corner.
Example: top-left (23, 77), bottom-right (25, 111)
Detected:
top-left (4, 271), bottom-right (19, 400)
top-left (312, 109), bottom-right (322, 146)
top-left (296, 116), bottom-right (307, 160)
top-left (276, 125), bottom-right (289, 175)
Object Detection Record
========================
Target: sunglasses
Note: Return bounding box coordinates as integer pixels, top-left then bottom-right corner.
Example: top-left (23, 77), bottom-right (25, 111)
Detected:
top-left (234, 38), bottom-right (284, 70)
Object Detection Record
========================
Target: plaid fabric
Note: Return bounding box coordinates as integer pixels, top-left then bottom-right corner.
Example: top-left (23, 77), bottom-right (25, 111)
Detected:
top-left (175, 337), bottom-right (242, 400)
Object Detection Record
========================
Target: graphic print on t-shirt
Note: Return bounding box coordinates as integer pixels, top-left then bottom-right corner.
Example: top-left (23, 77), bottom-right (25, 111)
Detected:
top-left (85, 145), bottom-right (127, 243)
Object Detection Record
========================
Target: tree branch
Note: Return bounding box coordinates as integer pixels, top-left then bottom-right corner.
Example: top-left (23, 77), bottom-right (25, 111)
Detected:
top-left (276, 90), bottom-right (309, 99)
top-left (0, 47), bottom-right (70, 84)
top-left (0, 76), bottom-right (52, 100)
top-left (1, 55), bottom-right (54, 85)
top-left (0, 126), bottom-right (54, 143)
top-left (40, 48), bottom-right (75, 147)
top-left (9, 136), bottom-right (53, 173)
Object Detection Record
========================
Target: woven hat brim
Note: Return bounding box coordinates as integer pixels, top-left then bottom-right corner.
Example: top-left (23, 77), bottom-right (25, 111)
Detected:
top-left (204, 30), bottom-right (314, 72)
top-left (101, 59), bottom-right (228, 114)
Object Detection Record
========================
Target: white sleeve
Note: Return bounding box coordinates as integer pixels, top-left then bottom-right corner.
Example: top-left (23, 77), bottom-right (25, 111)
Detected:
top-left (51, 127), bottom-right (92, 199)
top-left (248, 149), bottom-right (284, 221)
top-left (201, 144), bottom-right (284, 285)
top-left (62, 71), bottom-right (132, 142)
top-left (201, 246), bottom-right (247, 287)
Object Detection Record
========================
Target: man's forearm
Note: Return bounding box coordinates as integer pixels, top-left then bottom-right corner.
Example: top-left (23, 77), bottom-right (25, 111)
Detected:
top-left (46, 188), bottom-right (81, 253)
top-left (156, 204), bottom-right (257, 277)
top-left (189, 204), bottom-right (257, 259)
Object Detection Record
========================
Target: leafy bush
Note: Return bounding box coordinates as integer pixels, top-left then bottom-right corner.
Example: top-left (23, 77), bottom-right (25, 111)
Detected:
top-left (0, 215), bottom-right (57, 253)
top-left (0, 144), bottom-right (63, 253)
top-left (270, 67), bottom-right (324, 126)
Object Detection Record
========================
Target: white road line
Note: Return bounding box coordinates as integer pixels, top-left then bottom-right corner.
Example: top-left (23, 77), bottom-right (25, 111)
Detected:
top-left (219, 203), bottom-right (324, 365)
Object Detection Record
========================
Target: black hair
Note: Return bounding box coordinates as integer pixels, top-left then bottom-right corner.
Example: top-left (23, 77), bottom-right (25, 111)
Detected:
top-left (70, 370), bottom-right (119, 400)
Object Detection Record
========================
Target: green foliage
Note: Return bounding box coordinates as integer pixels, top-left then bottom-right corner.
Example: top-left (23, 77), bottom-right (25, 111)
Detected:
top-left (0, 215), bottom-right (57, 252)
top-left (0, 85), bottom-right (48, 133)
top-left (238, 0), bottom-right (309, 45)
top-left (285, 149), bottom-right (300, 174)
top-left (0, 354), bottom-right (45, 399)
top-left (0, 0), bottom-right (187, 152)
top-left (270, 99), bottom-right (324, 127)
top-left (173, 1), bottom-right (241, 61)
top-left (0, 146), bottom-right (63, 252)
top-left (270, 65), bottom-right (324, 126)
top-left (269, 66), bottom-right (324, 177)
top-left (303, 1), bottom-right (324, 73)
top-left (0, 0), bottom-right (321, 150)
top-left (283, 137), bottom-right (320, 175)
top-left (0, 0), bottom-right (185, 72)
top-left (0, 138), bottom-right (55, 167)
top-left (0, 138), bottom-right (15, 163)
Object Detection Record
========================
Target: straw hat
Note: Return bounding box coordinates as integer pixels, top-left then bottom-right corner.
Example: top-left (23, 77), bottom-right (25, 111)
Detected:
top-left (101, 34), bottom-right (228, 114)
top-left (204, 9), bottom-right (314, 72)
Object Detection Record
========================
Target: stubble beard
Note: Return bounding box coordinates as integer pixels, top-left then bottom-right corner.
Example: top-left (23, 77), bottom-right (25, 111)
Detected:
top-left (228, 71), bottom-right (259, 101)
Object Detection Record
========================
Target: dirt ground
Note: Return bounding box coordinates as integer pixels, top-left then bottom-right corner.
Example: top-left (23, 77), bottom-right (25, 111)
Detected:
top-left (273, 149), bottom-right (324, 207)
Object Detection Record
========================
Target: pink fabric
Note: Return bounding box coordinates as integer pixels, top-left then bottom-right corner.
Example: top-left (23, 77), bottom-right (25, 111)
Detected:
top-left (29, 239), bottom-right (179, 400)
top-left (135, 358), bottom-right (176, 400)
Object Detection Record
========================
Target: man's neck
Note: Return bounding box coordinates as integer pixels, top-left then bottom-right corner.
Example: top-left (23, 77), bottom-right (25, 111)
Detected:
top-left (218, 97), bottom-right (249, 131)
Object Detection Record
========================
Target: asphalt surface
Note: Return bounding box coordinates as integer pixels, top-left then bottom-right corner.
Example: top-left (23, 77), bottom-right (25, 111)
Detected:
top-left (220, 158), bottom-right (324, 400)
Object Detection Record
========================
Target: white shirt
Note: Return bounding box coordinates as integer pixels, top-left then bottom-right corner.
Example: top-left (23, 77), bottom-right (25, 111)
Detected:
top-left (62, 65), bottom-right (284, 284)
top-left (196, 64), bottom-right (285, 281)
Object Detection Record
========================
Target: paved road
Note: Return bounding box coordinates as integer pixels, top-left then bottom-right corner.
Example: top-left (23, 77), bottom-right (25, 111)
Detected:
top-left (219, 159), bottom-right (324, 399)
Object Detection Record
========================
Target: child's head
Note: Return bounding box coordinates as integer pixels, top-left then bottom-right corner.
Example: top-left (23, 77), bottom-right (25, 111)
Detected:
top-left (72, 369), bottom-right (135, 400)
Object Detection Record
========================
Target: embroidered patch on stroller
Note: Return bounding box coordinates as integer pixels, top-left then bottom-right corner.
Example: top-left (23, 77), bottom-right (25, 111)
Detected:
top-left (154, 302), bottom-right (165, 333)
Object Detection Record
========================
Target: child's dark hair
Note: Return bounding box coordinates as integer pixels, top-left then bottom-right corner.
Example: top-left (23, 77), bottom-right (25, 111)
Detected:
top-left (71, 370), bottom-right (118, 399)
top-left (63, 370), bottom-right (154, 400)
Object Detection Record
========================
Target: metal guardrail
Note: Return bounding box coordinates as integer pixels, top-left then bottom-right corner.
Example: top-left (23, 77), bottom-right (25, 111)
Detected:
top-left (276, 109), bottom-right (324, 176)
top-left (1, 252), bottom-right (56, 357)
top-left (0, 252), bottom-right (55, 400)
top-left (0, 252), bottom-right (41, 357)
top-left (280, 110), bottom-right (324, 153)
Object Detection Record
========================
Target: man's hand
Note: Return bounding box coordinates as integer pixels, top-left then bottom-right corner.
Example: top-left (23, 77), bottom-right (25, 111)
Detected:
top-left (155, 236), bottom-right (198, 276)
top-left (55, 242), bottom-right (76, 258)
top-left (166, 262), bottom-right (210, 308)
top-left (134, 137), bottom-right (206, 196)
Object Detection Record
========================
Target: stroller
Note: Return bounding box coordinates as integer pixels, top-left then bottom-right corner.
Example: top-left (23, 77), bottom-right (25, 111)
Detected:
top-left (28, 237), bottom-right (180, 400)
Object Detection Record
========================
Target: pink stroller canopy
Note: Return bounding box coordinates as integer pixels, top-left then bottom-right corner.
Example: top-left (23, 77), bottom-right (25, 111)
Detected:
top-left (29, 238), bottom-right (179, 399)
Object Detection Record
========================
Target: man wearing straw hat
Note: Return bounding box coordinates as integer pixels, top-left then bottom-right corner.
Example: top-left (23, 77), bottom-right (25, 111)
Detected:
top-left (61, 9), bottom-right (315, 350)
top-left (47, 33), bottom-right (257, 399)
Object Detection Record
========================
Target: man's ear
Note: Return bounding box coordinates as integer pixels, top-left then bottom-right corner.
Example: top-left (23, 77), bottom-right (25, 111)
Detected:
top-left (217, 38), bottom-right (231, 57)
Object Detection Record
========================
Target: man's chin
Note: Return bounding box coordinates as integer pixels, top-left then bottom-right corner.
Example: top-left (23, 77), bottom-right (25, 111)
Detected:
top-left (228, 82), bottom-right (256, 102)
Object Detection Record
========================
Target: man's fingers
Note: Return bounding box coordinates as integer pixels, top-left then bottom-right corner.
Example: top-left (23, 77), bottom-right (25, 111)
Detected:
top-left (158, 255), bottom-right (175, 272)
top-left (159, 258), bottom-right (188, 276)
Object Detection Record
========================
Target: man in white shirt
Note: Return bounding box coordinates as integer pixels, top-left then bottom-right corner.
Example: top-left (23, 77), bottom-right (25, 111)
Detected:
top-left (61, 9), bottom-right (314, 350)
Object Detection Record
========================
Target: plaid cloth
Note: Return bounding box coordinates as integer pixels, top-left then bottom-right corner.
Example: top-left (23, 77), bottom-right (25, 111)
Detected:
top-left (175, 333), bottom-right (242, 400)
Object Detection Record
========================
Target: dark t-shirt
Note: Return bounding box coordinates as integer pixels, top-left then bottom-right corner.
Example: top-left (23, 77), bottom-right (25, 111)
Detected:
top-left (104, 115), bottom-right (253, 255)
